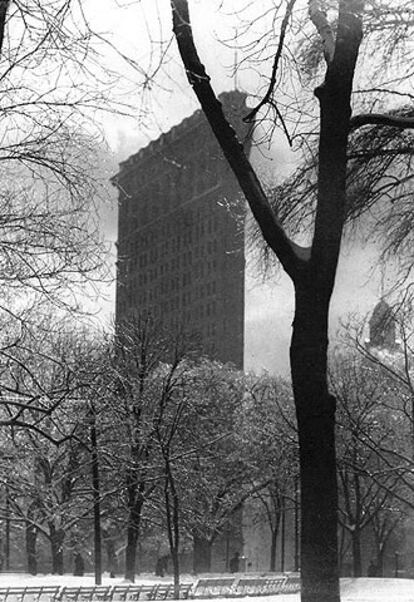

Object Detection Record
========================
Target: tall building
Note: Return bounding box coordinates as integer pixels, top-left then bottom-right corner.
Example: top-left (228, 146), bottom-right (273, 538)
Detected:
top-left (112, 91), bottom-right (250, 368)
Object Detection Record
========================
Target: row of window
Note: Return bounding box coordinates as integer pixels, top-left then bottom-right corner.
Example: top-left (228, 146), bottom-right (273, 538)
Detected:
top-left (119, 248), bottom-right (221, 279)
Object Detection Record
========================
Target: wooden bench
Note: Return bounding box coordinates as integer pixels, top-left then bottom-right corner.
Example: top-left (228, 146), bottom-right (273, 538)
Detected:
top-left (24, 588), bottom-right (61, 602)
top-left (233, 578), bottom-right (267, 596)
top-left (175, 584), bottom-right (193, 600)
top-left (151, 584), bottom-right (193, 600)
top-left (0, 588), bottom-right (61, 602)
top-left (232, 577), bottom-right (288, 597)
top-left (149, 585), bottom-right (171, 601)
top-left (264, 577), bottom-right (288, 596)
top-left (281, 575), bottom-right (301, 593)
top-left (192, 579), bottom-right (235, 598)
top-left (108, 586), bottom-right (131, 601)
top-left (58, 588), bottom-right (112, 602)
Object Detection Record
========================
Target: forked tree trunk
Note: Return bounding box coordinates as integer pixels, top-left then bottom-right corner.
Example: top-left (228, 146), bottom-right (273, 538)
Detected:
top-left (291, 284), bottom-right (339, 602)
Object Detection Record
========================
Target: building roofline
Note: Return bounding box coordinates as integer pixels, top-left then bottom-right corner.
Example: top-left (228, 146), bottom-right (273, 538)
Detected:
top-left (111, 90), bottom-right (248, 185)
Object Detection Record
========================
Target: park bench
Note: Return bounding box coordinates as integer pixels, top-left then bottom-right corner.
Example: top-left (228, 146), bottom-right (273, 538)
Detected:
top-left (130, 586), bottom-right (157, 601)
top-left (150, 584), bottom-right (193, 600)
top-left (281, 574), bottom-right (301, 593)
top-left (58, 587), bottom-right (111, 602)
top-left (232, 577), bottom-right (288, 597)
top-left (150, 585), bottom-right (172, 600)
top-left (191, 578), bottom-right (235, 598)
top-left (108, 586), bottom-right (132, 601)
top-left (262, 577), bottom-right (287, 596)
top-left (233, 578), bottom-right (268, 596)
top-left (0, 587), bottom-right (61, 602)
top-left (174, 584), bottom-right (193, 600)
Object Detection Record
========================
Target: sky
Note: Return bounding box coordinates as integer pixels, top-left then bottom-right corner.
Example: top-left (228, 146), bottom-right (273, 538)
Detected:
top-left (86, 0), bottom-right (394, 375)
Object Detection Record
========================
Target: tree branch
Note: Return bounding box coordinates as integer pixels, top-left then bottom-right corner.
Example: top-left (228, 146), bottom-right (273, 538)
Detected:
top-left (350, 112), bottom-right (414, 131)
top-left (0, 0), bottom-right (9, 57)
top-left (170, 0), bottom-right (305, 280)
top-left (244, 0), bottom-right (297, 125)
top-left (308, 0), bottom-right (335, 63)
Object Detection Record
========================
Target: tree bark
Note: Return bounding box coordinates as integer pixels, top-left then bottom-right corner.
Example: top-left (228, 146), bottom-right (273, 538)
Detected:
top-left (291, 283), bottom-right (339, 602)
top-left (104, 538), bottom-right (118, 577)
top-left (90, 409), bottom-right (102, 585)
top-left (25, 521), bottom-right (38, 575)
top-left (351, 529), bottom-right (362, 577)
top-left (49, 526), bottom-right (65, 575)
top-left (124, 499), bottom-right (143, 582)
top-left (164, 464), bottom-right (181, 599)
top-left (193, 534), bottom-right (212, 573)
top-left (270, 528), bottom-right (278, 572)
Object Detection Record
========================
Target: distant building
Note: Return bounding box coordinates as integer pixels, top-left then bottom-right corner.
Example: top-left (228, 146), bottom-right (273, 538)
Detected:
top-left (368, 298), bottom-right (397, 349)
top-left (112, 90), bottom-right (250, 368)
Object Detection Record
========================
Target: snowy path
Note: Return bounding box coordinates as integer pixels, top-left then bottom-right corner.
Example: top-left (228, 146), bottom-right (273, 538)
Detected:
top-left (0, 574), bottom-right (413, 602)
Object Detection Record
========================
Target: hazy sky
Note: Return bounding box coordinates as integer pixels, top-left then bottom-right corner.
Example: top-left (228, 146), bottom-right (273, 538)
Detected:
top-left (89, 0), bottom-right (387, 375)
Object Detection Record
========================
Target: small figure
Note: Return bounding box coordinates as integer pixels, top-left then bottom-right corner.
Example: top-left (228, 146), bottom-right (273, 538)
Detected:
top-left (155, 556), bottom-right (168, 577)
top-left (368, 560), bottom-right (377, 577)
top-left (73, 552), bottom-right (84, 577)
top-left (229, 551), bottom-right (240, 573)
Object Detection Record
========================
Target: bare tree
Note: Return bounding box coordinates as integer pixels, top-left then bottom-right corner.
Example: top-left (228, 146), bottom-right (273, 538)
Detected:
top-left (168, 2), bottom-right (414, 600)
top-left (106, 316), bottom-right (193, 582)
top-left (0, 0), bottom-right (135, 336)
top-left (332, 353), bottom-right (409, 577)
top-left (241, 375), bottom-right (298, 572)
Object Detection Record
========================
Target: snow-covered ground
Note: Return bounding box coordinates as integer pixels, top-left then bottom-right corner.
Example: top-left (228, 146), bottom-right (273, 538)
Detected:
top-left (0, 574), bottom-right (413, 602)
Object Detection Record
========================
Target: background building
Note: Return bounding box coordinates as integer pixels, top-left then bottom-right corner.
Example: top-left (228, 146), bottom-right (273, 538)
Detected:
top-left (112, 90), bottom-right (250, 368)
top-left (112, 91), bottom-right (250, 572)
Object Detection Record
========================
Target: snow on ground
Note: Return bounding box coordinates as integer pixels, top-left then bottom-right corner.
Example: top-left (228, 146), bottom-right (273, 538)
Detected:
top-left (0, 574), bottom-right (413, 601)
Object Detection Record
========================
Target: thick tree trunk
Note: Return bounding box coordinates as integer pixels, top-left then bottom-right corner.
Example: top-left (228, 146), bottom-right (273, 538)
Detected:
top-left (165, 473), bottom-right (181, 599)
top-left (270, 528), bottom-right (277, 572)
top-left (351, 529), bottom-right (362, 577)
top-left (49, 526), bottom-right (65, 575)
top-left (192, 534), bottom-right (212, 573)
top-left (105, 538), bottom-right (118, 577)
top-left (125, 527), bottom-right (139, 582)
top-left (124, 502), bottom-right (142, 582)
top-left (290, 285), bottom-right (339, 602)
top-left (25, 521), bottom-right (38, 575)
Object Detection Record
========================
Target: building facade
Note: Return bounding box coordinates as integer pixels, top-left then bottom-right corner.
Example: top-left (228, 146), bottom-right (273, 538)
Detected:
top-left (112, 91), bottom-right (250, 368)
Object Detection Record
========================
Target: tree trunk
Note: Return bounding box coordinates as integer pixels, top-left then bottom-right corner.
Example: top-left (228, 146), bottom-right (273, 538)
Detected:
top-left (105, 538), bottom-right (118, 577)
top-left (49, 526), bottom-right (65, 575)
top-left (164, 470), bottom-right (181, 599)
top-left (351, 529), bottom-right (362, 577)
top-left (25, 521), bottom-right (38, 575)
top-left (193, 534), bottom-right (212, 573)
top-left (376, 544), bottom-right (385, 577)
top-left (90, 410), bottom-right (102, 585)
top-left (124, 502), bottom-right (143, 582)
top-left (270, 528), bottom-right (277, 572)
top-left (290, 284), bottom-right (339, 602)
